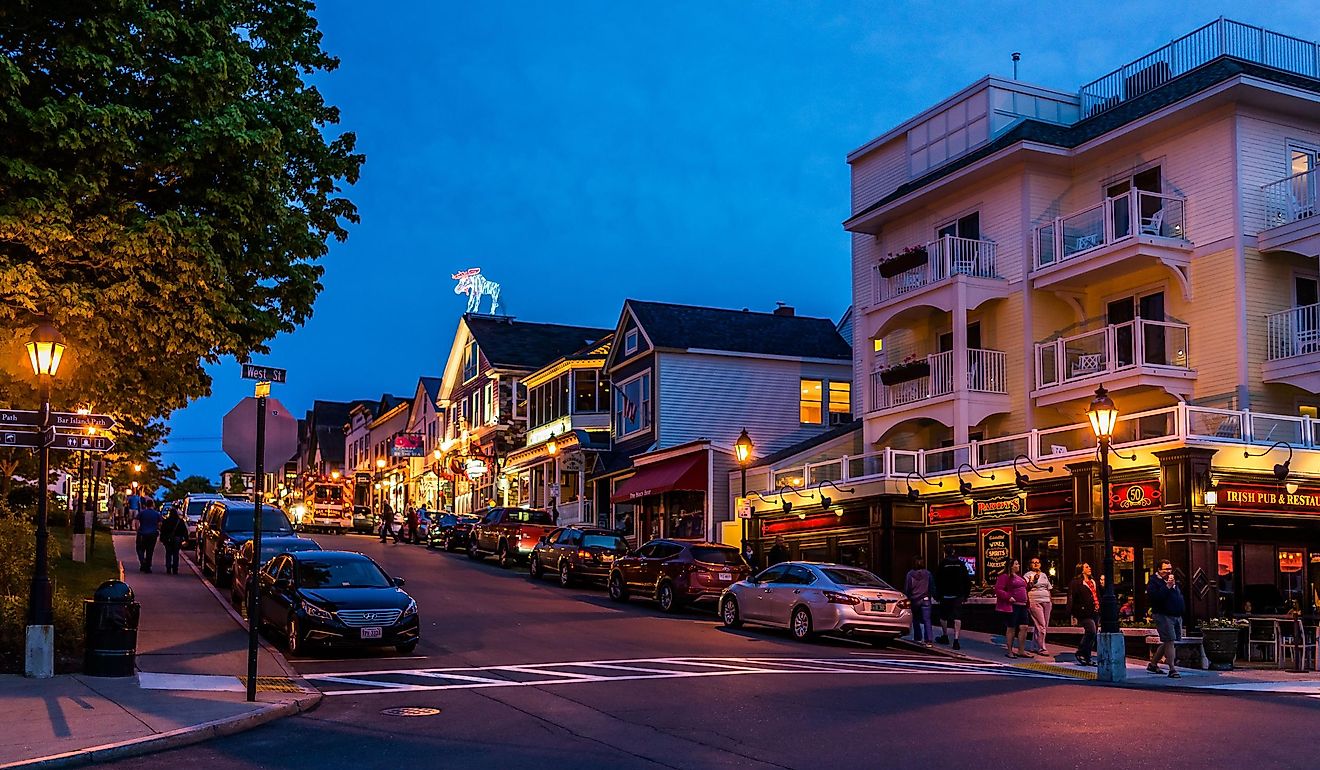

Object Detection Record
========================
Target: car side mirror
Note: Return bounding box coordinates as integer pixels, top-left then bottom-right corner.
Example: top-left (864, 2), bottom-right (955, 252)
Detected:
top-left (393, 577), bottom-right (407, 587)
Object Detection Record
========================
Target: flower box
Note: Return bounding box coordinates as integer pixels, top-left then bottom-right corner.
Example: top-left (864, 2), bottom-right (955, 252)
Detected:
top-left (879, 359), bottom-right (930, 386)
top-left (877, 246), bottom-right (928, 278)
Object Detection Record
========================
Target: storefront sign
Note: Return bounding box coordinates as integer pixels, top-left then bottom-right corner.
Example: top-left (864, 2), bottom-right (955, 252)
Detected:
top-left (1026, 489), bottom-right (1073, 515)
top-left (763, 509), bottom-right (868, 535)
top-left (354, 472), bottom-right (372, 484)
top-left (390, 432), bottom-right (426, 458)
top-left (928, 502), bottom-right (971, 524)
top-left (1217, 483), bottom-right (1320, 513)
top-left (972, 494), bottom-right (1025, 520)
top-left (980, 525), bottom-right (1014, 582)
top-left (1109, 481), bottom-right (1162, 511)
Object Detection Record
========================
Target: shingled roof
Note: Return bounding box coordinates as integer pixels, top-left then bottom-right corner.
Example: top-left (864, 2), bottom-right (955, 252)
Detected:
top-left (308, 400), bottom-right (373, 465)
top-left (418, 377), bottom-right (442, 406)
top-left (466, 315), bottom-right (612, 371)
top-left (627, 301), bottom-right (851, 360)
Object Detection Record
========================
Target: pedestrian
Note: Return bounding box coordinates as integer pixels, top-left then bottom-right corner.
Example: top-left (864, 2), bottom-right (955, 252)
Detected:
top-left (1146, 558), bottom-right (1185, 678)
top-left (935, 546), bottom-right (970, 650)
top-left (1023, 556), bottom-right (1054, 656)
top-left (995, 559), bottom-right (1031, 658)
top-left (406, 506), bottom-right (420, 544)
top-left (767, 537), bottom-right (790, 567)
top-left (904, 556), bottom-right (936, 647)
top-left (135, 497), bottom-right (162, 573)
top-left (126, 489), bottom-right (142, 530)
top-left (379, 500), bottom-right (397, 543)
top-left (159, 502), bottom-right (188, 575)
top-left (1068, 562), bottom-right (1099, 666)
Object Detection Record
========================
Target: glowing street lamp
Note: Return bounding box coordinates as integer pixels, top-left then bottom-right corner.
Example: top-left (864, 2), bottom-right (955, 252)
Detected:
top-left (24, 322), bottom-right (66, 678)
top-left (1087, 385), bottom-right (1123, 682)
top-left (733, 429), bottom-right (755, 564)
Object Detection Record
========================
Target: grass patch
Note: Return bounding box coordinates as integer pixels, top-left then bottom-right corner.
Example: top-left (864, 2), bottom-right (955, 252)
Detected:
top-left (51, 527), bottom-right (120, 600)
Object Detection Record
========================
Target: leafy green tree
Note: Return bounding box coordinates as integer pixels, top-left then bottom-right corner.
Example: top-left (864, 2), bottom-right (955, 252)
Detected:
top-left (164, 474), bottom-right (216, 502)
top-left (0, 1), bottom-right (363, 432)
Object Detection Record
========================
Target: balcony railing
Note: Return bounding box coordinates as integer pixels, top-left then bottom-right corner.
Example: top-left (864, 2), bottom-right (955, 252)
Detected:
top-left (754, 402), bottom-right (1320, 495)
top-left (872, 235), bottom-right (999, 303)
top-left (1080, 18), bottom-right (1320, 118)
top-left (869, 348), bottom-right (1007, 411)
top-left (1266, 303), bottom-right (1320, 361)
top-left (1035, 319), bottom-right (1190, 389)
top-left (1035, 189), bottom-right (1187, 270)
top-left (1264, 168), bottom-right (1318, 228)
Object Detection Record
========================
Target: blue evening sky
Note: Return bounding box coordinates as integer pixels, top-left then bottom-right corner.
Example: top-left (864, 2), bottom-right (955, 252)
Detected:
top-left (162, 0), bottom-right (1318, 481)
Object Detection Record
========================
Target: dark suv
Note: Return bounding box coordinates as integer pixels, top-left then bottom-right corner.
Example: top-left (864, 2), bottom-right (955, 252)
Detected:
top-left (529, 526), bottom-right (629, 587)
top-left (426, 513), bottom-right (481, 552)
top-left (196, 500), bottom-right (294, 587)
top-left (608, 540), bottom-right (750, 612)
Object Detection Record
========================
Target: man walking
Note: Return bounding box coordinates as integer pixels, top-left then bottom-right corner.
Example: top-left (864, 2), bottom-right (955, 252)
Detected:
top-left (904, 556), bottom-right (936, 648)
top-left (935, 546), bottom-right (971, 650)
top-left (379, 500), bottom-right (399, 544)
top-left (135, 498), bottom-right (162, 573)
top-left (1147, 559), bottom-right (1186, 678)
top-left (158, 502), bottom-right (188, 575)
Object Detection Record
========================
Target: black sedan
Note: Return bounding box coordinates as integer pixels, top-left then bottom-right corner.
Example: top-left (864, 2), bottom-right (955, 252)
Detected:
top-left (529, 526), bottom-right (629, 587)
top-left (230, 535), bottom-right (323, 611)
top-left (427, 513), bottom-right (481, 551)
top-left (256, 550), bottom-right (419, 656)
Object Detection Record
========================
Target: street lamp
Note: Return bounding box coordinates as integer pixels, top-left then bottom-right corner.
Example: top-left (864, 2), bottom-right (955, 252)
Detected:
top-left (546, 433), bottom-right (559, 512)
top-left (1087, 385), bottom-right (1124, 682)
top-left (24, 321), bottom-right (65, 678)
top-left (734, 429), bottom-right (755, 563)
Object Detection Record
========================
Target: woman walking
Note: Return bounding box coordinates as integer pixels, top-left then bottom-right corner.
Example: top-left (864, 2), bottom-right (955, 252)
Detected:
top-left (1068, 562), bottom-right (1099, 666)
top-left (903, 556), bottom-right (936, 647)
top-left (1023, 557), bottom-right (1054, 656)
top-left (994, 559), bottom-right (1030, 658)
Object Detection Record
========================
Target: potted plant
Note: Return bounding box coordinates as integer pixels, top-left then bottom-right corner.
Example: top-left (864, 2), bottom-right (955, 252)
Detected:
top-left (1200, 617), bottom-right (1244, 671)
top-left (878, 354), bottom-right (931, 386)
top-left (877, 244), bottom-right (929, 277)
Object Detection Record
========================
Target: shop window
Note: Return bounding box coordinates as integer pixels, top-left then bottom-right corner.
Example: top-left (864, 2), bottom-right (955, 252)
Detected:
top-left (1018, 533), bottom-right (1062, 594)
top-left (837, 540), bottom-right (871, 571)
top-left (1217, 547), bottom-right (1236, 615)
top-left (559, 468), bottom-right (579, 504)
top-left (800, 379), bottom-right (823, 424)
top-left (799, 543), bottom-right (830, 563)
top-left (1280, 549), bottom-right (1305, 610)
top-left (668, 491), bottom-right (705, 540)
top-left (614, 372), bottom-right (652, 437)
top-left (613, 497), bottom-right (636, 538)
top-left (828, 382), bottom-right (852, 425)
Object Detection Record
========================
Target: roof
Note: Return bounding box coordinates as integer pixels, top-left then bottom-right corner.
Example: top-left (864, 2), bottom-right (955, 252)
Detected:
top-left (627, 300), bottom-right (851, 360)
top-left (465, 315), bottom-right (612, 370)
top-left (309, 400), bottom-right (373, 465)
top-left (418, 377), bottom-right (442, 405)
top-left (753, 419), bottom-right (862, 468)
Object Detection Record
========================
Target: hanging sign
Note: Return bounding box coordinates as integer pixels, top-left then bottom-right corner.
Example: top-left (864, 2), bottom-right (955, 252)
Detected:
top-left (980, 525), bottom-right (1014, 582)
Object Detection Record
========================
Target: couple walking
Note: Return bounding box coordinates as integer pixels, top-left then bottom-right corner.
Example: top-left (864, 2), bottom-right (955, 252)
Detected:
top-left (133, 498), bottom-right (187, 575)
top-left (994, 557), bottom-right (1055, 658)
top-left (903, 547), bottom-right (973, 650)
top-left (1063, 558), bottom-right (1185, 674)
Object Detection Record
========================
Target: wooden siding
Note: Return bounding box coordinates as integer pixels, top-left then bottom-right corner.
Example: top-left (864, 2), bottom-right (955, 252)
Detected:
top-left (1237, 110), bottom-right (1320, 236)
top-left (850, 138), bottom-right (908, 214)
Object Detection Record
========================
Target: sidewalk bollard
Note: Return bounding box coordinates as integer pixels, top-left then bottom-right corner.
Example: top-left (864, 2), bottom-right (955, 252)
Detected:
top-left (83, 580), bottom-right (139, 677)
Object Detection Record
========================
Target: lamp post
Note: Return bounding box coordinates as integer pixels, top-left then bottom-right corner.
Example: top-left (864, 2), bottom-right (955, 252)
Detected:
top-left (734, 429), bottom-right (755, 563)
top-left (25, 321), bottom-right (66, 678)
top-left (546, 433), bottom-right (559, 515)
top-left (1087, 385), bottom-right (1124, 682)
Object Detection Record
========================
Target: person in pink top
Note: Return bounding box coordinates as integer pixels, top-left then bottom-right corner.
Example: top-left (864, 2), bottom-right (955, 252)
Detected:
top-left (994, 559), bottom-right (1031, 658)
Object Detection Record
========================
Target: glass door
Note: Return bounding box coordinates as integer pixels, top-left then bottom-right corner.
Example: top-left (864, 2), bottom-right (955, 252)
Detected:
top-left (1291, 146), bottom-right (1317, 219)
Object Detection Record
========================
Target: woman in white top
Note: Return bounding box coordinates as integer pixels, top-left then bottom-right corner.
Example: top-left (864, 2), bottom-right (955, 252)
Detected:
top-left (1023, 557), bottom-right (1054, 656)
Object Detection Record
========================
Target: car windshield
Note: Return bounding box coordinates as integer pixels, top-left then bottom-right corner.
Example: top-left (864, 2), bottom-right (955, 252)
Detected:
top-left (313, 486), bottom-right (342, 503)
top-left (186, 500), bottom-right (210, 518)
top-left (222, 509), bottom-right (293, 533)
top-left (505, 509), bottom-right (553, 525)
top-left (690, 546), bottom-right (744, 566)
top-left (438, 515), bottom-right (458, 526)
top-left (298, 559), bottom-right (391, 589)
top-left (259, 542), bottom-right (319, 562)
top-left (583, 534), bottom-right (627, 550)
top-left (820, 567), bottom-right (892, 589)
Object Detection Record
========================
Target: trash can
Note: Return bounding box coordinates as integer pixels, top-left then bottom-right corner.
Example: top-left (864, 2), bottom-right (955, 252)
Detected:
top-left (83, 580), bottom-right (139, 677)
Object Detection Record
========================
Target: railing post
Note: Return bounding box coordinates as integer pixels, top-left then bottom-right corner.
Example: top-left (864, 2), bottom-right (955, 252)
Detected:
top-left (883, 447), bottom-right (893, 479)
top-left (1243, 409), bottom-right (1254, 444)
top-left (841, 454), bottom-right (850, 481)
top-left (1029, 429), bottom-right (1040, 464)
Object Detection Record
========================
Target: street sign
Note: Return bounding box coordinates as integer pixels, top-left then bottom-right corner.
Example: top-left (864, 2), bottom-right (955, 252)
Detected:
top-left (222, 397), bottom-right (298, 473)
top-left (51, 412), bottom-right (117, 430)
top-left (241, 363), bottom-right (287, 384)
top-left (0, 409), bottom-right (39, 428)
top-left (52, 434), bottom-right (115, 453)
top-left (0, 430), bottom-right (41, 448)
top-left (735, 497), bottom-right (753, 520)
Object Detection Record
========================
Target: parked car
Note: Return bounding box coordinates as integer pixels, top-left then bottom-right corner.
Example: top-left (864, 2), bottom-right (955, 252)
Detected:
top-left (466, 507), bottom-right (557, 568)
top-left (529, 526), bottom-right (629, 587)
top-left (178, 493), bottom-right (225, 547)
top-left (427, 513), bottom-right (480, 551)
top-left (608, 540), bottom-right (750, 612)
top-left (719, 562), bottom-right (910, 645)
top-left (195, 500), bottom-right (295, 587)
top-left (230, 535), bottom-right (323, 610)
top-left (256, 550), bottom-right (419, 655)
top-left (351, 505), bottom-right (375, 534)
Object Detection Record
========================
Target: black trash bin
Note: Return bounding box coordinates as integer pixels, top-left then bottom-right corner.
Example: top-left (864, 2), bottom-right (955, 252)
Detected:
top-left (84, 580), bottom-right (139, 677)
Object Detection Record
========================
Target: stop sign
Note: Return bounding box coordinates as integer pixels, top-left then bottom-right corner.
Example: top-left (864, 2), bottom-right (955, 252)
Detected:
top-left (222, 397), bottom-right (299, 473)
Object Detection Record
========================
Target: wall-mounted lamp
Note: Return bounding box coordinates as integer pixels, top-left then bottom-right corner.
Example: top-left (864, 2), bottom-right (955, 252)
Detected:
top-left (905, 470), bottom-right (943, 501)
top-left (957, 462), bottom-right (995, 497)
top-left (1245, 441), bottom-right (1293, 492)
top-left (1013, 454), bottom-right (1054, 488)
top-left (814, 479), bottom-right (856, 510)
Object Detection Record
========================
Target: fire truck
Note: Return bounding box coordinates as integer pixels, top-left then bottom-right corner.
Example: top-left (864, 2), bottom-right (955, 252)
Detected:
top-left (295, 474), bottom-right (353, 533)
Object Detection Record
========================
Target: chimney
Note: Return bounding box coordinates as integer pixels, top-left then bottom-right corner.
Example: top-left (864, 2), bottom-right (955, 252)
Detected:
top-left (773, 302), bottom-right (795, 317)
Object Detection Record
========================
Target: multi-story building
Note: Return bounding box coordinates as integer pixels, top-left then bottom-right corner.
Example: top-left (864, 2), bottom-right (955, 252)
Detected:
top-left (739, 19), bottom-right (1320, 622)
top-left (403, 377), bottom-right (444, 509)
top-left (344, 394), bottom-right (409, 515)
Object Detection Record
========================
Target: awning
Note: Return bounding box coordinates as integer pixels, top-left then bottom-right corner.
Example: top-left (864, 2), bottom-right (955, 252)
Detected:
top-left (611, 453), bottom-right (707, 503)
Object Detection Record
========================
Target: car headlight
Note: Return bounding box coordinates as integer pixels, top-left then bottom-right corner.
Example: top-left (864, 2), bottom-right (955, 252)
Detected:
top-left (301, 601), bottom-right (334, 622)
top-left (401, 599), bottom-right (418, 618)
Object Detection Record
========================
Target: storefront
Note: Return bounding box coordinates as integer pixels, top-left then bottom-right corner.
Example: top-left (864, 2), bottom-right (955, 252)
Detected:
top-left (1212, 480), bottom-right (1320, 616)
top-left (925, 487), bottom-right (1074, 593)
top-left (752, 505), bottom-right (875, 572)
top-left (609, 445), bottom-right (711, 545)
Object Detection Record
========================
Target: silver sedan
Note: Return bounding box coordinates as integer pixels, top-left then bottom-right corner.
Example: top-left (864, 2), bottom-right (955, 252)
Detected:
top-left (719, 562), bottom-right (911, 645)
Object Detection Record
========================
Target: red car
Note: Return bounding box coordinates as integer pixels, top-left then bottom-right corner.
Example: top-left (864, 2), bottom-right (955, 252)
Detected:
top-left (608, 539), bottom-right (750, 612)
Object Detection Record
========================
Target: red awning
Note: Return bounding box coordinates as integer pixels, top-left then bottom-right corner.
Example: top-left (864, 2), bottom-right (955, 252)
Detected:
top-left (611, 453), bottom-right (707, 503)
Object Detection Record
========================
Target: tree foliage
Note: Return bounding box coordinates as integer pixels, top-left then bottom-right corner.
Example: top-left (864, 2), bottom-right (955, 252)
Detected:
top-left (164, 474), bottom-right (216, 501)
top-left (0, 0), bottom-right (363, 435)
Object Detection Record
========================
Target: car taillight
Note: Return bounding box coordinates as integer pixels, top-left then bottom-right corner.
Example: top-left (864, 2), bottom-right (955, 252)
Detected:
top-left (824, 591), bottom-right (860, 605)
top-left (897, 599), bottom-right (911, 609)
top-left (577, 549), bottom-right (591, 559)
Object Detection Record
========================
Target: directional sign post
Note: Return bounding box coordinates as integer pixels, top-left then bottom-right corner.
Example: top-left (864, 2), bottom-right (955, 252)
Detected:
top-left (0, 409), bottom-right (39, 428)
top-left (50, 412), bottom-right (116, 431)
top-left (0, 430), bottom-right (42, 449)
top-left (50, 433), bottom-right (115, 453)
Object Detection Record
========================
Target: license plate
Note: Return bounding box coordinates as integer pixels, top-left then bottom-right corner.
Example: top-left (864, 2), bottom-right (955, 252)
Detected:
top-left (718, 572), bottom-right (732, 581)
top-left (360, 627), bottom-right (383, 639)
top-left (869, 601), bottom-right (888, 612)
top-left (602, 554), bottom-right (614, 562)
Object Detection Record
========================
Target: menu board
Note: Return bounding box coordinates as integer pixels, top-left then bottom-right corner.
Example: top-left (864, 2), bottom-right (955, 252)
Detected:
top-left (980, 525), bottom-right (1014, 583)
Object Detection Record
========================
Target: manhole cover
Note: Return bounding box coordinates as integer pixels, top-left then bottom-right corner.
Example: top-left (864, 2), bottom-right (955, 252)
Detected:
top-left (380, 707), bottom-right (442, 717)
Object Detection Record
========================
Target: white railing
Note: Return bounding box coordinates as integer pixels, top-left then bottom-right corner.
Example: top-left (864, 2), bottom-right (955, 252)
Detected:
top-left (1263, 168), bottom-right (1318, 228)
top-left (869, 349), bottom-right (1006, 412)
top-left (1035, 189), bottom-right (1187, 269)
top-left (1036, 319), bottom-right (1190, 388)
top-left (1266, 303), bottom-right (1320, 361)
top-left (750, 402), bottom-right (1320, 496)
top-left (1080, 18), bottom-right (1320, 118)
top-left (872, 235), bottom-right (1000, 303)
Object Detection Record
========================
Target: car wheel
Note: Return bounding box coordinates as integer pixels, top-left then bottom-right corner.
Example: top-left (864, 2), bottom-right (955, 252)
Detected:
top-left (608, 572), bottom-right (629, 602)
top-left (286, 616), bottom-right (303, 656)
top-left (467, 541), bottom-right (484, 561)
top-left (396, 640), bottom-right (418, 654)
top-left (720, 596), bottom-right (743, 628)
top-left (529, 555), bottom-right (543, 580)
top-left (425, 538), bottom-right (435, 551)
top-left (656, 581), bottom-right (678, 613)
top-left (558, 561), bottom-right (572, 588)
top-left (496, 542), bottom-right (513, 569)
top-left (790, 606), bottom-right (814, 641)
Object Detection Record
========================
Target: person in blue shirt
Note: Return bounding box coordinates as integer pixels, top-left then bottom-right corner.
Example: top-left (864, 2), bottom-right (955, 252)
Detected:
top-left (135, 498), bottom-right (162, 573)
top-left (1147, 558), bottom-right (1186, 678)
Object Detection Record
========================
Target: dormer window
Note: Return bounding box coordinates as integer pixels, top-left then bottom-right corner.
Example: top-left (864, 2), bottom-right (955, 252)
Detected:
top-left (463, 339), bottom-right (479, 382)
top-left (624, 330), bottom-right (639, 355)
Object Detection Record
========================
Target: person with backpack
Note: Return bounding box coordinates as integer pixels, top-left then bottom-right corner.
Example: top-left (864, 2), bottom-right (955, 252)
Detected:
top-left (935, 546), bottom-right (971, 650)
top-left (158, 502), bottom-right (188, 575)
top-left (904, 556), bottom-right (936, 648)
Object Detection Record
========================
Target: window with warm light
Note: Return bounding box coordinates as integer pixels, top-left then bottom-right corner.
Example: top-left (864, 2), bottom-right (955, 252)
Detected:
top-left (800, 379), bottom-right (823, 424)
top-left (828, 382), bottom-right (852, 424)
top-left (463, 339), bottom-right (480, 382)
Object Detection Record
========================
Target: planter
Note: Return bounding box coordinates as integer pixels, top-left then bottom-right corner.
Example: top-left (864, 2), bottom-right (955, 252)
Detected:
top-left (879, 360), bottom-right (931, 386)
top-left (1201, 627), bottom-right (1240, 670)
top-left (877, 247), bottom-right (928, 277)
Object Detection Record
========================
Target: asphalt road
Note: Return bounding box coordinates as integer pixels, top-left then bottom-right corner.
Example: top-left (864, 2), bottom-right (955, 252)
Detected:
top-left (111, 533), bottom-right (1320, 769)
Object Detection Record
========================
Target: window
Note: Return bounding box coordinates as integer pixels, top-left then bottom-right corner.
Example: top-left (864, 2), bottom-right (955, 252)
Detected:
top-left (755, 564), bottom-right (787, 583)
top-left (483, 382), bottom-right (495, 425)
top-left (574, 370), bottom-right (604, 413)
top-left (828, 382), bottom-right (851, 424)
top-left (936, 211), bottom-right (980, 241)
top-left (614, 372), bottom-right (651, 437)
top-left (559, 468), bottom-right (579, 503)
top-left (800, 379), bottom-right (823, 424)
top-left (873, 338), bottom-right (883, 353)
top-left (624, 329), bottom-right (639, 355)
top-left (463, 340), bottom-right (479, 382)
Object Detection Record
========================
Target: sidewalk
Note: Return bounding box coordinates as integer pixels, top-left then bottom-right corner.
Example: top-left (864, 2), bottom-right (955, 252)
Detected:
top-left (0, 534), bottom-right (319, 769)
top-left (917, 628), bottom-right (1320, 696)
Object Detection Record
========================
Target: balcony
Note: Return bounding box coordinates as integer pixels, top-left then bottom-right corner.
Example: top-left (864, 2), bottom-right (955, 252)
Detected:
top-left (866, 348), bottom-right (1010, 438)
top-left (1033, 319), bottom-right (1195, 406)
top-left (1032, 189), bottom-right (1192, 295)
top-left (1259, 168), bottom-right (1320, 256)
top-left (865, 235), bottom-right (1009, 335)
top-left (1263, 303), bottom-right (1320, 391)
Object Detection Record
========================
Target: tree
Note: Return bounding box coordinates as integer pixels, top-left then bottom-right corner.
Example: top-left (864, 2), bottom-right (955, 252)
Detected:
top-left (0, 1), bottom-right (363, 430)
top-left (164, 474), bottom-right (216, 502)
